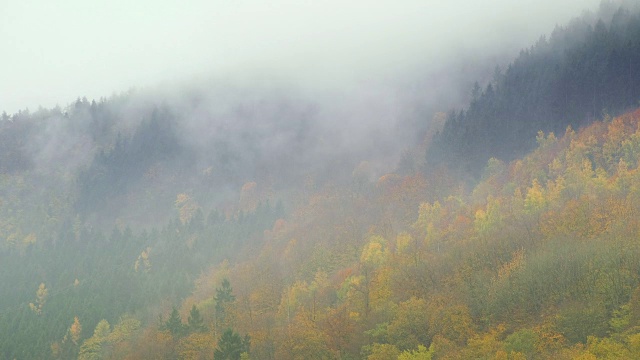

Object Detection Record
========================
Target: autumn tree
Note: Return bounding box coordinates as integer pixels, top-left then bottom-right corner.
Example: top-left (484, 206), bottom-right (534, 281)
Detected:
top-left (398, 344), bottom-right (434, 360)
top-left (29, 282), bottom-right (48, 315)
top-left (322, 304), bottom-right (359, 358)
top-left (176, 193), bottom-right (199, 225)
top-left (107, 316), bottom-right (141, 359)
top-left (177, 332), bottom-right (217, 360)
top-left (78, 319), bottom-right (111, 360)
top-left (349, 235), bottom-right (389, 318)
top-left (387, 297), bottom-right (430, 351)
top-left (51, 316), bottom-right (82, 359)
top-left (428, 302), bottom-right (475, 346)
top-left (70, 316), bottom-right (82, 345)
top-left (277, 309), bottom-right (332, 360)
top-left (134, 247), bottom-right (151, 273)
top-left (367, 343), bottom-right (400, 360)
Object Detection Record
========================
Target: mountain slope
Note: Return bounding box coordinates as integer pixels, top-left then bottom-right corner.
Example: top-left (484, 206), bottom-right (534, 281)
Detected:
top-left (144, 107), bottom-right (640, 359)
top-left (429, 2), bottom-right (640, 175)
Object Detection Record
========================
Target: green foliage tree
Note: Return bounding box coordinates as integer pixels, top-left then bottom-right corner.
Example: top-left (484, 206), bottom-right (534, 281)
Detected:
top-left (504, 329), bottom-right (538, 356)
top-left (216, 279), bottom-right (236, 311)
top-left (398, 344), bottom-right (434, 360)
top-left (164, 306), bottom-right (186, 337)
top-left (629, 285), bottom-right (640, 327)
top-left (187, 304), bottom-right (207, 333)
top-left (556, 304), bottom-right (609, 344)
top-left (387, 297), bottom-right (430, 350)
top-left (214, 328), bottom-right (250, 360)
top-left (215, 278), bottom-right (236, 329)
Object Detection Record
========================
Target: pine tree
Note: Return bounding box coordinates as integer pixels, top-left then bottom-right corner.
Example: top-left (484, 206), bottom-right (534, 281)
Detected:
top-left (187, 305), bottom-right (207, 333)
top-left (214, 329), bottom-right (250, 360)
top-left (215, 279), bottom-right (236, 329)
top-left (164, 306), bottom-right (185, 337)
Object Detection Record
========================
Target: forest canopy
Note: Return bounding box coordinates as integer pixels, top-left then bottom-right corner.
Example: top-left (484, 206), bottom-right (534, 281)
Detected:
top-left (2, 1), bottom-right (640, 359)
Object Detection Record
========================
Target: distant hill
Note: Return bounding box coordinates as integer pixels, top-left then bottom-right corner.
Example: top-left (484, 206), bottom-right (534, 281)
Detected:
top-left (428, 2), bottom-right (640, 176)
top-left (0, 90), bottom-right (349, 227)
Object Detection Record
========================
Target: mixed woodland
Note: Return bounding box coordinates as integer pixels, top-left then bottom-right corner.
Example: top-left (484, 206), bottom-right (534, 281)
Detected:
top-left (3, 1), bottom-right (640, 359)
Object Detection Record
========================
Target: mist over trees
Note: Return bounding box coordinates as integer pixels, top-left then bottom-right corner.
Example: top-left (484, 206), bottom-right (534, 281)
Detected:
top-left (3, 1), bottom-right (640, 359)
top-left (429, 1), bottom-right (640, 175)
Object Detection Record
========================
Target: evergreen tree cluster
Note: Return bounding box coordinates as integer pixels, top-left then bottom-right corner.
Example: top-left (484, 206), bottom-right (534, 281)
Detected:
top-left (429, 3), bottom-right (640, 175)
top-left (0, 201), bottom-right (281, 359)
top-left (76, 107), bottom-right (185, 214)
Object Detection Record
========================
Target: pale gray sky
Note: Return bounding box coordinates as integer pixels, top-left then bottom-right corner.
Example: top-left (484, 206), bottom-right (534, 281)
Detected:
top-left (1, 0), bottom-right (601, 114)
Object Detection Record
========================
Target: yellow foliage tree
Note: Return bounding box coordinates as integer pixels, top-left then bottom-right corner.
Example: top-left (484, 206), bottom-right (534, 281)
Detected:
top-left (350, 235), bottom-right (390, 318)
top-left (177, 332), bottom-right (217, 360)
top-left (367, 343), bottom-right (400, 360)
top-left (397, 344), bottom-right (434, 360)
top-left (29, 282), bottom-right (48, 315)
top-left (134, 247), bottom-right (152, 273)
top-left (360, 235), bottom-right (387, 266)
top-left (428, 303), bottom-right (475, 346)
top-left (175, 193), bottom-right (198, 225)
top-left (462, 324), bottom-right (505, 359)
top-left (108, 315), bottom-right (141, 344)
top-left (585, 336), bottom-right (633, 360)
top-left (70, 316), bottom-right (82, 345)
top-left (276, 310), bottom-right (331, 360)
top-left (78, 319), bottom-right (111, 360)
top-left (524, 179), bottom-right (547, 214)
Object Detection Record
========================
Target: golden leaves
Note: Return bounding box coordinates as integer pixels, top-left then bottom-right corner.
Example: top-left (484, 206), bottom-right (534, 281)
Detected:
top-left (525, 179), bottom-right (547, 213)
top-left (360, 235), bottom-right (387, 266)
top-left (496, 249), bottom-right (525, 282)
top-left (70, 316), bottom-right (82, 345)
top-left (29, 282), bottom-right (48, 315)
top-left (175, 193), bottom-right (198, 225)
top-left (134, 247), bottom-right (152, 273)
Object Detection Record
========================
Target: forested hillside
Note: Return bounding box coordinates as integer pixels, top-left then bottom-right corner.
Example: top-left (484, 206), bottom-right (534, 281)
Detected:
top-left (0, 78), bottom-right (417, 359)
top-left (429, 1), bottom-right (640, 175)
top-left (3, 1), bottom-right (640, 360)
top-left (92, 107), bottom-right (640, 359)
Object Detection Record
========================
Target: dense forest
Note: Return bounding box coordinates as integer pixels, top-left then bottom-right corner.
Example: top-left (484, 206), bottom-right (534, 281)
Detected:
top-left (3, 1), bottom-right (640, 359)
top-left (429, 1), bottom-right (640, 175)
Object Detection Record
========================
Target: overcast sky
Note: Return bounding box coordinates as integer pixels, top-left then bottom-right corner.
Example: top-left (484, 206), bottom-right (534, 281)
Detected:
top-left (0, 0), bottom-right (601, 114)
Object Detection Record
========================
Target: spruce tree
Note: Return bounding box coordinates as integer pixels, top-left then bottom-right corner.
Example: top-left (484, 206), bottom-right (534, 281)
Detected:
top-left (187, 304), bottom-right (207, 333)
top-left (164, 306), bottom-right (185, 337)
top-left (214, 328), bottom-right (250, 360)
